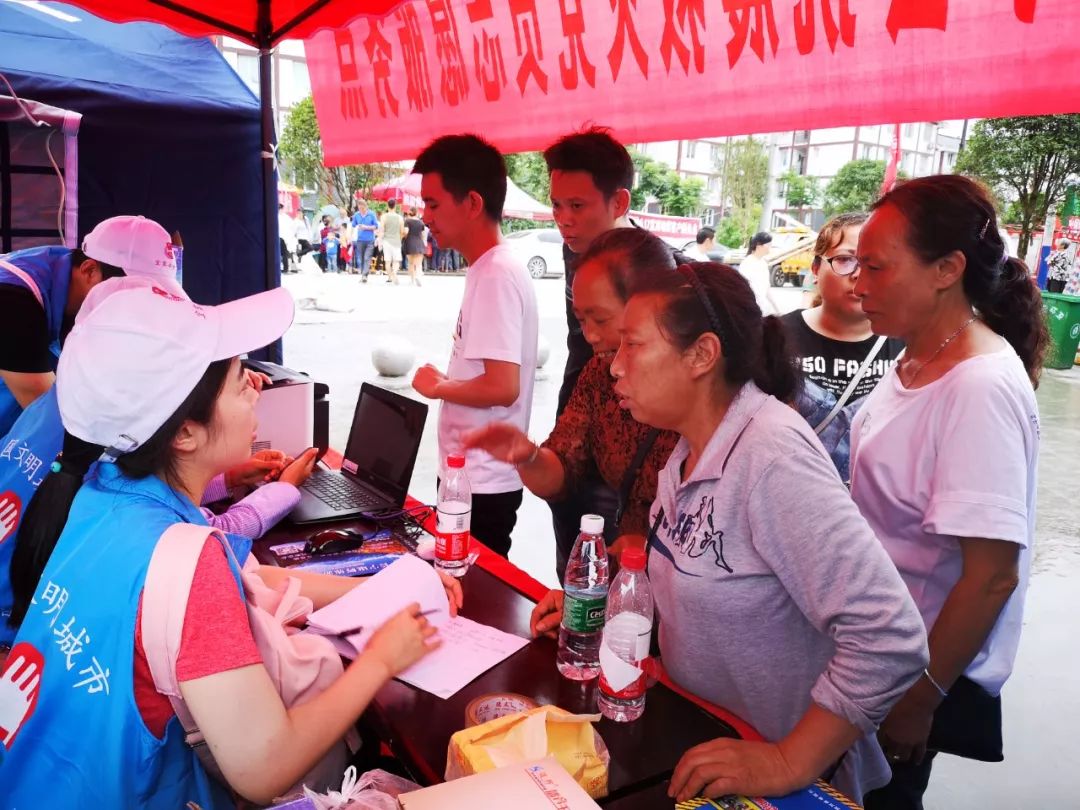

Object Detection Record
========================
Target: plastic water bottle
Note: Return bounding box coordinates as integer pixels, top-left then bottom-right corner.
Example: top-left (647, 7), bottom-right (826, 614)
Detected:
top-left (556, 514), bottom-right (609, 680)
top-left (435, 455), bottom-right (471, 578)
top-left (598, 548), bottom-right (653, 722)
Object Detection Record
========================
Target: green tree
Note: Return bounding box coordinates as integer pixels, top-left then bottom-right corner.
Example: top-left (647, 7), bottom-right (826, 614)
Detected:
top-left (720, 137), bottom-right (768, 246)
top-left (278, 96), bottom-right (322, 191)
top-left (779, 170), bottom-right (821, 209)
top-left (823, 159), bottom-right (895, 216)
top-left (505, 151), bottom-right (550, 205)
top-left (956, 115), bottom-right (1080, 256)
top-left (629, 150), bottom-right (705, 217)
top-left (278, 95), bottom-right (399, 212)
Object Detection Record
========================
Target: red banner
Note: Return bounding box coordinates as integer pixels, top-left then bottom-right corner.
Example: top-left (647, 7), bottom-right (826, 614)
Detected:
top-left (629, 210), bottom-right (701, 241)
top-left (306, 0), bottom-right (1080, 166)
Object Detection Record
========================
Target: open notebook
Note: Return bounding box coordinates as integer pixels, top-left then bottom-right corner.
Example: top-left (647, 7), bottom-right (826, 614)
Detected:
top-left (306, 555), bottom-right (529, 699)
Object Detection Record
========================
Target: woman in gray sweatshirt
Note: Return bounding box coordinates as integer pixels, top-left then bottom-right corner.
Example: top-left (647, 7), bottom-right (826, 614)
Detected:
top-left (532, 262), bottom-right (928, 804)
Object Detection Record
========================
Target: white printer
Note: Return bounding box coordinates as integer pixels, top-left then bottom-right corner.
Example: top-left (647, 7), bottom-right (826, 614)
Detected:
top-left (242, 360), bottom-right (329, 459)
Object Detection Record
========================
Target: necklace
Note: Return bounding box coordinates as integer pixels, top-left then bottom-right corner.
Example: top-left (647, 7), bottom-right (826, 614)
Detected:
top-left (903, 316), bottom-right (978, 385)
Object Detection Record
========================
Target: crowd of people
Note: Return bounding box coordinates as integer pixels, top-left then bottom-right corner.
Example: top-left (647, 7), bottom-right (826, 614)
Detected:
top-left (0, 126), bottom-right (1047, 810)
top-left (278, 197), bottom-right (463, 285)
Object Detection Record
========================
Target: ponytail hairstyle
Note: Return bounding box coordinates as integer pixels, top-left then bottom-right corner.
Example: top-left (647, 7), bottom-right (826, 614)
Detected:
top-left (637, 261), bottom-right (798, 402)
top-left (872, 175), bottom-right (1049, 386)
top-left (8, 359), bottom-right (232, 627)
top-left (577, 228), bottom-right (677, 302)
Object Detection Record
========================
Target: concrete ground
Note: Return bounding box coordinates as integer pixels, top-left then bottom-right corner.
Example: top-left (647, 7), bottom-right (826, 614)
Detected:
top-left (281, 268), bottom-right (1079, 808)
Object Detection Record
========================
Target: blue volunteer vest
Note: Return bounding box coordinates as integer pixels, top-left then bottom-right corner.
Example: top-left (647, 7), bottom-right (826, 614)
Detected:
top-left (0, 388), bottom-right (63, 645)
top-left (0, 464), bottom-right (244, 808)
top-left (0, 247), bottom-right (72, 434)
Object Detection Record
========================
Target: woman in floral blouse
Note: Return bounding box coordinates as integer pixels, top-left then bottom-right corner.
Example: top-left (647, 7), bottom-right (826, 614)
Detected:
top-left (465, 228), bottom-right (678, 560)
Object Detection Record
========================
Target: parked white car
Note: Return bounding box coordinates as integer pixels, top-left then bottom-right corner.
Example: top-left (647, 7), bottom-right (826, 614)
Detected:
top-left (506, 228), bottom-right (566, 278)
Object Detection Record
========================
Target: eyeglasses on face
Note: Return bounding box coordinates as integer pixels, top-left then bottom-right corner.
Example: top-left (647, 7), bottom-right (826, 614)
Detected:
top-left (820, 254), bottom-right (859, 276)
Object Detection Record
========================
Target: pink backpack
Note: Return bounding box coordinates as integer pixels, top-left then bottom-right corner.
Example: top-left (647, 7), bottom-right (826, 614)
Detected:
top-left (141, 523), bottom-right (356, 796)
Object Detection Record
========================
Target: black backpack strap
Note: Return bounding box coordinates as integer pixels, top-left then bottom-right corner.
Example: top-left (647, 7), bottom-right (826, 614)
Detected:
top-left (615, 428), bottom-right (662, 530)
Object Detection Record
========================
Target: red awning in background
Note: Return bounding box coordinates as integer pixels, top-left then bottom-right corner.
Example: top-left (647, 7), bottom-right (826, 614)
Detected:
top-left (370, 172), bottom-right (553, 220)
top-left (60, 0), bottom-right (404, 45)
top-left (305, 0), bottom-right (1080, 166)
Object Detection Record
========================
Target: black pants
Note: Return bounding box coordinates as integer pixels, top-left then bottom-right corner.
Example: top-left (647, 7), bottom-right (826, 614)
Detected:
top-left (863, 752), bottom-right (937, 810)
top-left (279, 238), bottom-right (290, 273)
top-left (438, 480), bottom-right (522, 559)
top-left (550, 473), bottom-right (619, 583)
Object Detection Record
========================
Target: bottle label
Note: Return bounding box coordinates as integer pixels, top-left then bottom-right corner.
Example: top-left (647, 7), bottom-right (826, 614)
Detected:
top-left (436, 506), bottom-right (471, 561)
top-left (562, 594), bottom-right (607, 632)
top-left (599, 672), bottom-right (646, 700)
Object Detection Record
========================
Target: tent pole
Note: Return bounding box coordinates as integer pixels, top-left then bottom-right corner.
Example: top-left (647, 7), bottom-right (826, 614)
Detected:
top-left (258, 0), bottom-right (282, 362)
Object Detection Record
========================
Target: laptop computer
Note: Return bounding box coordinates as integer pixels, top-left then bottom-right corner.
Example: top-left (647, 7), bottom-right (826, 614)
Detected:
top-left (289, 383), bottom-right (428, 524)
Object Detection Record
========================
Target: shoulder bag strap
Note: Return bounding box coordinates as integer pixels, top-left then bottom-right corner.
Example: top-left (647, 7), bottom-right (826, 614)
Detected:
top-left (142, 523), bottom-right (232, 780)
top-left (0, 258), bottom-right (45, 309)
top-left (614, 428), bottom-right (662, 530)
top-left (813, 336), bottom-right (888, 436)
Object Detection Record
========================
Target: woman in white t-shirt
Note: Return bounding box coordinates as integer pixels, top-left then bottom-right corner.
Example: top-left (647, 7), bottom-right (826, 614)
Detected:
top-left (738, 231), bottom-right (781, 315)
top-left (850, 175), bottom-right (1049, 810)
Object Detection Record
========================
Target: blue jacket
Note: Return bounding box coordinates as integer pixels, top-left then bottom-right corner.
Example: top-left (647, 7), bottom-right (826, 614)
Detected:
top-left (0, 247), bottom-right (72, 434)
top-left (0, 464), bottom-right (243, 808)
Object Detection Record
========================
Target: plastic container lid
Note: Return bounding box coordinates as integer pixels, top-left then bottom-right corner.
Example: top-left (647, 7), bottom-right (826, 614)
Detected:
top-left (447, 455), bottom-right (465, 469)
top-left (621, 548), bottom-right (647, 570)
top-left (579, 514), bottom-right (604, 535)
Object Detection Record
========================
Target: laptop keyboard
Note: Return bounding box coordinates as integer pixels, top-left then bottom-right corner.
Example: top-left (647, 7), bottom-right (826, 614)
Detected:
top-left (304, 471), bottom-right (383, 511)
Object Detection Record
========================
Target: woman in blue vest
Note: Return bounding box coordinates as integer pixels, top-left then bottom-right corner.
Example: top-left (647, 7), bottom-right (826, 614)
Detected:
top-left (0, 215), bottom-right (180, 434)
top-left (0, 276), bottom-right (311, 657)
top-left (0, 285), bottom-right (447, 807)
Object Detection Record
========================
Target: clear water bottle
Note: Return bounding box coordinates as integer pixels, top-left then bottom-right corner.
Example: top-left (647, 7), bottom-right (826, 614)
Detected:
top-left (435, 455), bottom-right (471, 578)
top-left (556, 514), bottom-right (609, 680)
top-left (598, 548), bottom-right (653, 722)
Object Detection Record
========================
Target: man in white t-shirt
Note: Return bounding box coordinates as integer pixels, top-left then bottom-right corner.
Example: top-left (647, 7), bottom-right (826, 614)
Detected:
top-left (411, 134), bottom-right (539, 558)
top-left (686, 226), bottom-right (717, 263)
top-left (739, 231), bottom-right (781, 315)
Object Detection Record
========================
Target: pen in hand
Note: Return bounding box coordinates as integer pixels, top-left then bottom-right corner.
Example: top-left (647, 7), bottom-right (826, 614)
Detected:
top-left (332, 608), bottom-right (440, 638)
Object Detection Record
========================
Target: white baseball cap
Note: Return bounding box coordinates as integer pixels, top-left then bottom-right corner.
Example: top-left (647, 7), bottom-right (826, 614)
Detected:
top-left (58, 285), bottom-right (294, 458)
top-left (81, 215), bottom-right (180, 282)
top-left (74, 274), bottom-right (190, 328)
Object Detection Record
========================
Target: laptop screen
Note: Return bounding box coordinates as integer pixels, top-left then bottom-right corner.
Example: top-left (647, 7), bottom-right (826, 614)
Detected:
top-left (341, 384), bottom-right (427, 505)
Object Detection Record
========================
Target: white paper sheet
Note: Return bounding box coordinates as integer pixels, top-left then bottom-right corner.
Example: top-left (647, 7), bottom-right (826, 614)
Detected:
top-left (305, 555), bottom-right (529, 698)
top-left (307, 554), bottom-right (451, 651)
top-left (396, 616), bottom-right (529, 699)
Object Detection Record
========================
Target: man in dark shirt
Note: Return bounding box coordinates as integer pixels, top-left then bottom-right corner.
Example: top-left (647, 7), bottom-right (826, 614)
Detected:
top-left (541, 128), bottom-right (695, 578)
top-left (0, 215), bottom-right (180, 433)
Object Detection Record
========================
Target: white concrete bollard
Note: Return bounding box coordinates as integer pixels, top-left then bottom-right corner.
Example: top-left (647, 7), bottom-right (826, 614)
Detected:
top-left (372, 339), bottom-right (415, 378)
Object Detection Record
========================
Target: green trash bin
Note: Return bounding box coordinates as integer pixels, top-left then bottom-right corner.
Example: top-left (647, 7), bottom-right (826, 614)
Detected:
top-left (1042, 291), bottom-right (1080, 369)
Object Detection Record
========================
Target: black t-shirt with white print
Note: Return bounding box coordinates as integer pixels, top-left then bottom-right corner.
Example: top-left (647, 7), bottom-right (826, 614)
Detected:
top-left (782, 309), bottom-right (904, 482)
top-left (782, 309), bottom-right (904, 399)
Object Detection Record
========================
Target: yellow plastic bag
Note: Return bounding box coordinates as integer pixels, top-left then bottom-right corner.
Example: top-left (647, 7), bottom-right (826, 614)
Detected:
top-left (445, 705), bottom-right (609, 799)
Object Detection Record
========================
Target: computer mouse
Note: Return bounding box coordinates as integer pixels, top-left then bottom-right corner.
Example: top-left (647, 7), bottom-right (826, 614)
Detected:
top-left (305, 528), bottom-right (365, 555)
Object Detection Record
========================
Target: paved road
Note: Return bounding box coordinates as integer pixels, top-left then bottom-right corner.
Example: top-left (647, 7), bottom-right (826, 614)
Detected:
top-left (282, 269), bottom-right (1079, 808)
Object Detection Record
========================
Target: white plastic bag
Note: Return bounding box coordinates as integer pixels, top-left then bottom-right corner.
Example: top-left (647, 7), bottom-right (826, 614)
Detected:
top-left (299, 766), bottom-right (420, 810)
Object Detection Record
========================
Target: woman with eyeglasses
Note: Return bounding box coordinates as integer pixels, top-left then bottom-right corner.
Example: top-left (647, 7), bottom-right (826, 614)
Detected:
top-left (530, 262), bottom-right (928, 804)
top-left (851, 176), bottom-right (1046, 810)
top-left (781, 214), bottom-right (904, 482)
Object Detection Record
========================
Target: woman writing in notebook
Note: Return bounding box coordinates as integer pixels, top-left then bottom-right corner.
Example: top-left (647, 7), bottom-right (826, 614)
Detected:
top-left (1, 286), bottom-right (461, 808)
top-left (531, 262), bottom-right (928, 804)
